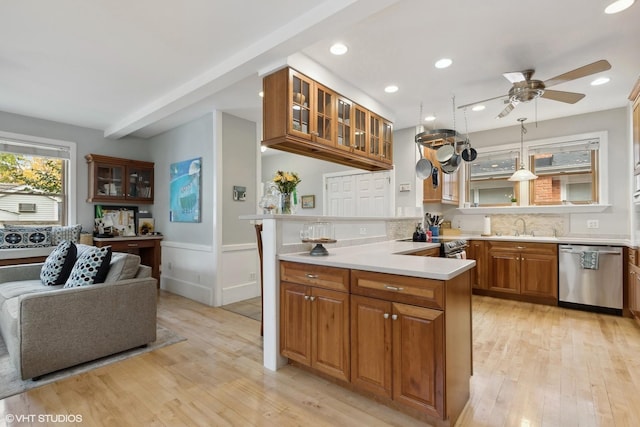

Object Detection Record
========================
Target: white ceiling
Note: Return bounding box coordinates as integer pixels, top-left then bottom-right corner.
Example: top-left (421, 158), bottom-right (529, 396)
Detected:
top-left (1, 0), bottom-right (639, 139)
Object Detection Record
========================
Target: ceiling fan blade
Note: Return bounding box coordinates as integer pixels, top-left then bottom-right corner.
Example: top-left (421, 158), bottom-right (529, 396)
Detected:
top-left (543, 59), bottom-right (611, 88)
top-left (496, 102), bottom-right (516, 118)
top-left (458, 94), bottom-right (508, 109)
top-left (540, 90), bottom-right (585, 104)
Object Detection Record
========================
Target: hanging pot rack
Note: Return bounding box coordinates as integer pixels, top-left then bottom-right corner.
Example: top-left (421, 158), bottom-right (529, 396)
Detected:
top-left (415, 128), bottom-right (468, 150)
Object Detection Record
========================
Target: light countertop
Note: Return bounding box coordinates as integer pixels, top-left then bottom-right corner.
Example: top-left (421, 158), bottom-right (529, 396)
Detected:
top-left (279, 240), bottom-right (475, 281)
top-left (441, 234), bottom-right (630, 246)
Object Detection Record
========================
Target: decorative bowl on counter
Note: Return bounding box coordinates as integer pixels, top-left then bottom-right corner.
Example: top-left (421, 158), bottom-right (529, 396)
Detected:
top-left (300, 221), bottom-right (336, 256)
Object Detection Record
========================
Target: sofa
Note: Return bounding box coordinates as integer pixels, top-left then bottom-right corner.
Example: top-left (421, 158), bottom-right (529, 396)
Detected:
top-left (0, 244), bottom-right (157, 380)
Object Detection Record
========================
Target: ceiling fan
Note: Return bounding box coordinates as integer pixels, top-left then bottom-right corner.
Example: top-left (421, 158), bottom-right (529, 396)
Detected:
top-left (458, 59), bottom-right (611, 118)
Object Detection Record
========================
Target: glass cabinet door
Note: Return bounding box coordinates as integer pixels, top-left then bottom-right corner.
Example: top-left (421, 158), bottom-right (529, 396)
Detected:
top-left (97, 164), bottom-right (124, 197)
top-left (336, 97), bottom-right (352, 151)
top-left (290, 72), bottom-right (311, 137)
top-left (127, 167), bottom-right (153, 200)
top-left (353, 105), bottom-right (368, 155)
top-left (369, 114), bottom-right (381, 158)
top-left (314, 83), bottom-right (334, 145)
top-left (382, 120), bottom-right (393, 163)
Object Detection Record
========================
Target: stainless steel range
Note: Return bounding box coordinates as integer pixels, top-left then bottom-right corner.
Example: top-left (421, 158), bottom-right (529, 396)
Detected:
top-left (441, 239), bottom-right (468, 258)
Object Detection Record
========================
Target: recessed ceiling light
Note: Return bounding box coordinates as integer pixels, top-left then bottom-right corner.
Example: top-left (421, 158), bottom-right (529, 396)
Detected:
top-left (591, 77), bottom-right (611, 86)
top-left (471, 105), bottom-right (486, 111)
top-left (330, 43), bottom-right (348, 55)
top-left (384, 85), bottom-right (399, 93)
top-left (605, 0), bottom-right (635, 14)
top-left (435, 58), bottom-right (453, 69)
top-left (258, 91), bottom-right (264, 97)
top-left (424, 115), bottom-right (436, 122)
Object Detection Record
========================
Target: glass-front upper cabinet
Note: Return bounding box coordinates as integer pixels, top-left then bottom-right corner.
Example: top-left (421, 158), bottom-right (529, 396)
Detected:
top-left (381, 120), bottom-right (393, 164)
top-left (369, 113), bottom-right (381, 158)
top-left (86, 154), bottom-right (154, 203)
top-left (290, 71), bottom-right (311, 137)
top-left (353, 105), bottom-right (368, 155)
top-left (95, 163), bottom-right (125, 198)
top-left (127, 167), bottom-right (154, 200)
top-left (314, 82), bottom-right (334, 146)
top-left (336, 97), bottom-right (352, 151)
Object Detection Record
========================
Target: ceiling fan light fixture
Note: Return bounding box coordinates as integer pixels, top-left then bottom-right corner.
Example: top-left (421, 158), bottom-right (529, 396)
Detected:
top-left (605, 0), bottom-right (635, 14)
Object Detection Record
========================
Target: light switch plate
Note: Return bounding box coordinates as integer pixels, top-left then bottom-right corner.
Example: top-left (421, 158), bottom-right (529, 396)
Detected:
top-left (399, 183), bottom-right (411, 192)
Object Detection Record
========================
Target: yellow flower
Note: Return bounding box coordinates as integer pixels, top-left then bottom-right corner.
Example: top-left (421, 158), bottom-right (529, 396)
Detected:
top-left (273, 170), bottom-right (301, 194)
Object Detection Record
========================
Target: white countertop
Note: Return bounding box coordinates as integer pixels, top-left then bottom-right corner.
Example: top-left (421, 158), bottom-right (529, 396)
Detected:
top-left (279, 240), bottom-right (475, 281)
top-left (446, 234), bottom-right (631, 246)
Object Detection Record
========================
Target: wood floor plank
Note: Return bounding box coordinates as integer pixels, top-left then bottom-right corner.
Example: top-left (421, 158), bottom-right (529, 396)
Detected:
top-left (2, 292), bottom-right (640, 426)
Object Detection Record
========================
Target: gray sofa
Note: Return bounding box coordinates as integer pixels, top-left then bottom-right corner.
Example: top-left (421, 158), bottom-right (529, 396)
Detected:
top-left (0, 251), bottom-right (157, 380)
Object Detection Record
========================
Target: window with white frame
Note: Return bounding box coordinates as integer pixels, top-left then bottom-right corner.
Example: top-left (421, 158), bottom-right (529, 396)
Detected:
top-left (0, 134), bottom-right (73, 226)
top-left (467, 149), bottom-right (519, 206)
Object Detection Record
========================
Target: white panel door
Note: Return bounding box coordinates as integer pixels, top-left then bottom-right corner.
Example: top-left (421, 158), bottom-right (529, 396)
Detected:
top-left (327, 175), bottom-right (356, 216)
top-left (325, 170), bottom-right (392, 217)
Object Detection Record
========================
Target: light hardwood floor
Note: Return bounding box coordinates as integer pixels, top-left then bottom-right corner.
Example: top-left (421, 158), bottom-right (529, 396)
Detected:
top-left (1, 292), bottom-right (639, 426)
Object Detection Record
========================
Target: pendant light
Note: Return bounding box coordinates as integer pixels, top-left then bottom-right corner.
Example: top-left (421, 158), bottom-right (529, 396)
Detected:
top-left (508, 117), bottom-right (538, 181)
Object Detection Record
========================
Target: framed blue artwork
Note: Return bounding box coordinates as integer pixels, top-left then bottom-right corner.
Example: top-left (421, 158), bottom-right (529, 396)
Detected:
top-left (169, 157), bottom-right (201, 223)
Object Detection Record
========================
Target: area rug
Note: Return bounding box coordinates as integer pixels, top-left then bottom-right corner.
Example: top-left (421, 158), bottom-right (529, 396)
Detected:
top-left (0, 325), bottom-right (185, 400)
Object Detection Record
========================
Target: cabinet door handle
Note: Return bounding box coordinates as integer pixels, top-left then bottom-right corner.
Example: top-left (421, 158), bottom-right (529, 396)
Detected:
top-left (516, 246), bottom-right (525, 249)
top-left (384, 285), bottom-right (404, 292)
top-left (391, 314), bottom-right (398, 320)
top-left (127, 243), bottom-right (139, 247)
top-left (309, 296), bottom-right (316, 302)
top-left (305, 273), bottom-right (319, 279)
top-left (383, 313), bottom-right (389, 319)
top-left (304, 295), bottom-right (310, 301)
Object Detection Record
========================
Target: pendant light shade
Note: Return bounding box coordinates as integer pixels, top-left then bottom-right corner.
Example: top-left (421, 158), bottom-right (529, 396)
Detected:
top-left (508, 118), bottom-right (538, 182)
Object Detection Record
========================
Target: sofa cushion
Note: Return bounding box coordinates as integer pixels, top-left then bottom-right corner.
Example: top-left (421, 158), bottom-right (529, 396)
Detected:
top-left (64, 246), bottom-right (112, 288)
top-left (40, 240), bottom-right (77, 286)
top-left (0, 280), bottom-right (58, 306)
top-left (0, 227), bottom-right (52, 249)
top-left (104, 252), bottom-right (141, 283)
top-left (50, 224), bottom-right (82, 245)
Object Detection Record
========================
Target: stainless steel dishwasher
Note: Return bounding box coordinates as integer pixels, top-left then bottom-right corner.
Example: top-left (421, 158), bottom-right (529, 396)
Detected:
top-left (558, 244), bottom-right (623, 315)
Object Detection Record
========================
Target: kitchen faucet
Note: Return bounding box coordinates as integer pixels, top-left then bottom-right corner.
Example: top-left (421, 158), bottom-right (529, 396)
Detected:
top-left (514, 218), bottom-right (527, 236)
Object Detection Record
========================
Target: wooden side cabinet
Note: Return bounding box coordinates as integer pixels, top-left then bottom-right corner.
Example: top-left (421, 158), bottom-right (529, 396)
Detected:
top-left (93, 236), bottom-right (162, 283)
top-left (467, 240), bottom-right (486, 289)
top-left (86, 154), bottom-right (154, 203)
top-left (629, 78), bottom-right (640, 175)
top-left (486, 241), bottom-right (558, 304)
top-left (279, 262), bottom-right (350, 382)
top-left (629, 262), bottom-right (640, 321)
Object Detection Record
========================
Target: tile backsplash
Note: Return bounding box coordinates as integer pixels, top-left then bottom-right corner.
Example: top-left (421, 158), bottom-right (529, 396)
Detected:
top-left (482, 214), bottom-right (566, 237)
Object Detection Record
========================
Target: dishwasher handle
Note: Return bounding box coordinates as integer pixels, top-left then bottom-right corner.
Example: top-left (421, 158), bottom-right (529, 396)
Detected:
top-left (559, 248), bottom-right (621, 256)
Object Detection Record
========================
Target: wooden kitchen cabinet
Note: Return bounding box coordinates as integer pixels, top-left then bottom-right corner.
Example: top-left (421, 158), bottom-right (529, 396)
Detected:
top-left (467, 240), bottom-right (486, 289)
top-left (629, 261), bottom-right (640, 323)
top-left (279, 262), bottom-right (350, 381)
top-left (486, 241), bottom-right (558, 304)
top-left (629, 78), bottom-right (640, 175)
top-left (86, 154), bottom-right (154, 203)
top-left (262, 67), bottom-right (393, 171)
top-left (351, 295), bottom-right (444, 417)
top-left (422, 145), bottom-right (459, 205)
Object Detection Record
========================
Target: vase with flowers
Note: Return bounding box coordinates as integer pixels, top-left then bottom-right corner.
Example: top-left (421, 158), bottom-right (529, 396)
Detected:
top-left (273, 170), bottom-right (301, 214)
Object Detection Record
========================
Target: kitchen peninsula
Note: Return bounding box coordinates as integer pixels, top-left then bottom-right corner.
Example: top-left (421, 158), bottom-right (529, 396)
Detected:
top-left (241, 214), bottom-right (475, 425)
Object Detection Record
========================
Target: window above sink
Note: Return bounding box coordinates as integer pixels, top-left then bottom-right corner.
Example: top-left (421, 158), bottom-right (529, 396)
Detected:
top-left (464, 130), bottom-right (608, 210)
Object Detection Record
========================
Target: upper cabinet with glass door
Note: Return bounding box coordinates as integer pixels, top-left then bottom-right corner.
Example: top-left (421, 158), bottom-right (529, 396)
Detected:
top-left (86, 154), bottom-right (154, 203)
top-left (262, 67), bottom-right (393, 171)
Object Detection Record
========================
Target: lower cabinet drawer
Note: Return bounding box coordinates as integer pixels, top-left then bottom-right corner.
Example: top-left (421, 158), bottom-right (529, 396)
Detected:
top-left (280, 261), bottom-right (350, 292)
top-left (351, 269), bottom-right (444, 310)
